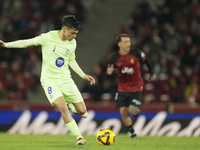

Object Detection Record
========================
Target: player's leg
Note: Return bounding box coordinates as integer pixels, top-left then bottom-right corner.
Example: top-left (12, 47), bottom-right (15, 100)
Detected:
top-left (53, 96), bottom-right (73, 123)
top-left (126, 91), bottom-right (142, 138)
top-left (129, 105), bottom-right (140, 119)
top-left (42, 83), bottom-right (86, 145)
top-left (128, 104), bottom-right (139, 138)
top-left (119, 107), bottom-right (132, 126)
top-left (63, 80), bottom-right (88, 118)
top-left (69, 101), bottom-right (88, 118)
top-left (116, 92), bottom-right (136, 138)
top-left (128, 91), bottom-right (142, 118)
top-left (119, 106), bottom-right (137, 138)
top-left (53, 97), bottom-right (86, 145)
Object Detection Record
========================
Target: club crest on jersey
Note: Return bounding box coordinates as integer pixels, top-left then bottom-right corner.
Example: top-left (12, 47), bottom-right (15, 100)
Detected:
top-left (66, 49), bottom-right (70, 55)
top-left (55, 57), bottom-right (64, 67)
top-left (130, 58), bottom-right (134, 64)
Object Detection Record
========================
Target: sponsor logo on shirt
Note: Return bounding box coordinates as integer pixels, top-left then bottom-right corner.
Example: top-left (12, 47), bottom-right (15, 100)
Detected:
top-left (66, 49), bottom-right (70, 55)
top-left (55, 57), bottom-right (65, 67)
top-left (122, 67), bottom-right (134, 74)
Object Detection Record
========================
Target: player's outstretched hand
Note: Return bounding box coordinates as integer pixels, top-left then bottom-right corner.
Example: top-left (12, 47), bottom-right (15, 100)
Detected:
top-left (83, 75), bottom-right (95, 85)
top-left (0, 40), bottom-right (5, 47)
top-left (107, 64), bottom-right (115, 75)
top-left (148, 74), bottom-right (156, 82)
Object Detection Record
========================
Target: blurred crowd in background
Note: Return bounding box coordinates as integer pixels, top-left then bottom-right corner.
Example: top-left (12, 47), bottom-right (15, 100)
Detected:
top-left (0, 0), bottom-right (92, 101)
top-left (82, 0), bottom-right (200, 107)
top-left (0, 0), bottom-right (200, 107)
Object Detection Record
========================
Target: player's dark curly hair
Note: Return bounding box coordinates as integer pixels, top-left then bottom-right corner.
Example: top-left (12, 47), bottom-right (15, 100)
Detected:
top-left (116, 34), bottom-right (130, 43)
top-left (62, 15), bottom-right (81, 31)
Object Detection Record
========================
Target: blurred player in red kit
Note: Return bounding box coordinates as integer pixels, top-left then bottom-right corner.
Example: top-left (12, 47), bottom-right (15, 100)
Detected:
top-left (107, 34), bottom-right (156, 138)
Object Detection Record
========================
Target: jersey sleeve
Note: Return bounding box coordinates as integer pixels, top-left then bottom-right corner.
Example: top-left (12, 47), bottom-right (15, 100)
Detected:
top-left (32, 33), bottom-right (48, 46)
top-left (137, 49), bottom-right (154, 75)
top-left (69, 59), bottom-right (86, 78)
top-left (136, 49), bottom-right (147, 62)
top-left (69, 51), bottom-right (76, 61)
top-left (107, 53), bottom-right (116, 67)
top-left (5, 39), bottom-right (35, 48)
top-left (68, 40), bottom-right (76, 61)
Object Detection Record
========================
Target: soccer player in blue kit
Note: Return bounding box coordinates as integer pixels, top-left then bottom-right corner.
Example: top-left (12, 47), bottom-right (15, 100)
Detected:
top-left (0, 15), bottom-right (95, 145)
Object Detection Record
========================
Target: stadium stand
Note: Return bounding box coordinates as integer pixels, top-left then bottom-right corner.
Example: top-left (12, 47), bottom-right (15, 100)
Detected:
top-left (0, 0), bottom-right (200, 110)
top-left (81, 0), bottom-right (200, 108)
top-left (0, 0), bottom-right (90, 101)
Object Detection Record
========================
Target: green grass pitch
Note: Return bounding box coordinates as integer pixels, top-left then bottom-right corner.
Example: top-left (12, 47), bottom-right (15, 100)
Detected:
top-left (0, 133), bottom-right (199, 150)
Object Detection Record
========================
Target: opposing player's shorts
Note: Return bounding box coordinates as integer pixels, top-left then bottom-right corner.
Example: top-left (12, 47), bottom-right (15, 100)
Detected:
top-left (42, 79), bottom-right (83, 106)
top-left (115, 91), bottom-right (142, 108)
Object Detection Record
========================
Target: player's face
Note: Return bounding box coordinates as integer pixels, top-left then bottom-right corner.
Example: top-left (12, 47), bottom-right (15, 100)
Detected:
top-left (118, 37), bottom-right (131, 53)
top-left (63, 27), bottom-right (79, 41)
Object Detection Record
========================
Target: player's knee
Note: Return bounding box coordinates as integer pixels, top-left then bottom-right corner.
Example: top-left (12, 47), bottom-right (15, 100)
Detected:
top-left (61, 105), bottom-right (69, 114)
top-left (53, 97), bottom-right (68, 113)
top-left (120, 108), bottom-right (129, 117)
top-left (78, 108), bottom-right (87, 115)
top-left (56, 103), bottom-right (68, 114)
top-left (129, 107), bottom-right (140, 116)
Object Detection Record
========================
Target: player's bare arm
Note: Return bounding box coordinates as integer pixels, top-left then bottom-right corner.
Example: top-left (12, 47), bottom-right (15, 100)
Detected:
top-left (107, 64), bottom-right (115, 75)
top-left (83, 75), bottom-right (95, 85)
top-left (0, 40), bottom-right (5, 47)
